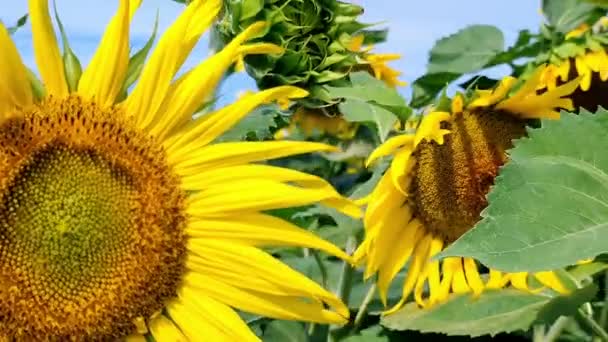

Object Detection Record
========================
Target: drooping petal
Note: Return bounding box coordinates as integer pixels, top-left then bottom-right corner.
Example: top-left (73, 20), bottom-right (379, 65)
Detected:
top-left (376, 219), bottom-right (422, 304)
top-left (463, 258), bottom-right (484, 296)
top-left (384, 233), bottom-right (432, 314)
top-left (186, 213), bottom-right (349, 259)
top-left (534, 271), bottom-right (569, 294)
top-left (365, 134), bottom-right (414, 167)
top-left (170, 141), bottom-right (336, 172)
top-left (28, 0), bottom-right (68, 97)
top-left (184, 240), bottom-right (349, 324)
top-left (187, 179), bottom-right (359, 218)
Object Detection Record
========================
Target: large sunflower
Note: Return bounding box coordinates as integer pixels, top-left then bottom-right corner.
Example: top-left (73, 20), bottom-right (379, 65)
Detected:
top-left (0, 1), bottom-right (362, 340)
top-left (353, 65), bottom-right (580, 313)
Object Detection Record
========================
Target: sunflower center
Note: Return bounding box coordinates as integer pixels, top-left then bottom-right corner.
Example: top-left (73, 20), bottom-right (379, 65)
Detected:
top-left (0, 96), bottom-right (187, 339)
top-left (410, 110), bottom-right (526, 243)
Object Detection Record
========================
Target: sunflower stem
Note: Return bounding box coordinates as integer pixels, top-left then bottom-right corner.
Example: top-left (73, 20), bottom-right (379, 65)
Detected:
top-left (327, 236), bottom-right (357, 342)
top-left (599, 270), bottom-right (608, 329)
top-left (577, 309), bottom-right (608, 341)
top-left (311, 249), bottom-right (329, 289)
top-left (336, 237), bottom-right (357, 306)
top-left (533, 324), bottom-right (545, 342)
top-left (544, 317), bottom-right (572, 342)
top-left (352, 283), bottom-right (377, 331)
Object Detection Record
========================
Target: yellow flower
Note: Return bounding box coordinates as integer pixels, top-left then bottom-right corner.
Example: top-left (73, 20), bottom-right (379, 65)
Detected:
top-left (538, 50), bottom-right (608, 111)
top-left (274, 107), bottom-right (358, 140)
top-left (353, 65), bottom-right (580, 313)
top-left (349, 35), bottom-right (406, 88)
top-left (0, 1), bottom-right (361, 340)
top-left (537, 18), bottom-right (608, 111)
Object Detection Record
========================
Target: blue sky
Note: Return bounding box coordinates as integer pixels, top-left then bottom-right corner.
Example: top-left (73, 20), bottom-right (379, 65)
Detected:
top-left (2, 1), bottom-right (542, 102)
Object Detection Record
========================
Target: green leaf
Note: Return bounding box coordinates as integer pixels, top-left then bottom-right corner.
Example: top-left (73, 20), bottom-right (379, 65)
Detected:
top-left (339, 100), bottom-right (397, 141)
top-left (441, 110), bottom-right (608, 272)
top-left (325, 72), bottom-right (408, 107)
top-left (215, 104), bottom-right (279, 142)
top-left (342, 326), bottom-right (388, 342)
top-left (295, 205), bottom-right (362, 247)
top-left (349, 160), bottom-right (389, 199)
top-left (382, 290), bottom-right (550, 337)
top-left (536, 284), bottom-right (598, 323)
top-left (410, 72), bottom-right (460, 108)
top-left (7, 14), bottom-right (28, 35)
top-left (427, 25), bottom-right (504, 74)
top-left (543, 0), bottom-right (598, 33)
top-left (262, 321), bottom-right (307, 342)
top-left (568, 261), bottom-right (608, 282)
top-left (121, 12), bottom-right (159, 96)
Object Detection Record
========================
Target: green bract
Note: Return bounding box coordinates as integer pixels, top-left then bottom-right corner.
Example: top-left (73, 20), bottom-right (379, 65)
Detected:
top-left (215, 0), bottom-right (386, 108)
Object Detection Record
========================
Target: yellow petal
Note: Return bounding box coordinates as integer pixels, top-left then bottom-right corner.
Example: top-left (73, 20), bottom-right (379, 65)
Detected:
top-left (28, 0), bottom-right (68, 97)
top-left (186, 213), bottom-right (349, 260)
top-left (436, 258), bottom-right (458, 302)
top-left (486, 269), bottom-right (509, 289)
top-left (0, 24), bottom-right (33, 116)
top-left (177, 288), bottom-right (260, 341)
top-left (451, 94), bottom-right (464, 113)
top-left (148, 314), bottom-right (187, 342)
top-left (390, 150), bottom-right (415, 194)
top-left (533, 271), bottom-right (569, 294)
top-left (125, 0), bottom-right (221, 127)
top-left (467, 76), bottom-right (516, 108)
top-left (365, 134), bottom-right (414, 167)
top-left (574, 56), bottom-right (591, 91)
top-left (170, 141), bottom-right (336, 172)
top-left (508, 272), bottom-right (530, 291)
top-left (384, 233), bottom-right (432, 314)
top-left (414, 111), bottom-right (451, 147)
top-left (376, 220), bottom-right (423, 304)
top-left (363, 169), bottom-right (405, 231)
top-left (497, 74), bottom-right (580, 119)
top-left (187, 179), bottom-right (358, 218)
top-left (557, 62), bottom-right (571, 82)
top-left (451, 259), bottom-right (471, 294)
top-left (78, 0), bottom-right (141, 106)
top-left (365, 204), bottom-right (413, 279)
top-left (426, 237), bottom-right (445, 305)
top-left (185, 271), bottom-right (348, 324)
top-left (186, 240), bottom-right (348, 321)
top-left (463, 258), bottom-right (484, 296)
top-left (348, 34), bottom-right (364, 51)
top-left (166, 299), bottom-right (229, 340)
top-left (165, 86), bottom-right (308, 152)
top-left (147, 22), bottom-right (270, 137)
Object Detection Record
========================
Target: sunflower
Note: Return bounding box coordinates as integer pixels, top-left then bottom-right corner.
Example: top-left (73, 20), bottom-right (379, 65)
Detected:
top-left (353, 65), bottom-right (580, 313)
top-left (0, 1), bottom-right (362, 340)
top-left (538, 18), bottom-right (608, 111)
top-left (274, 107), bottom-right (359, 140)
top-left (274, 35), bottom-right (404, 141)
